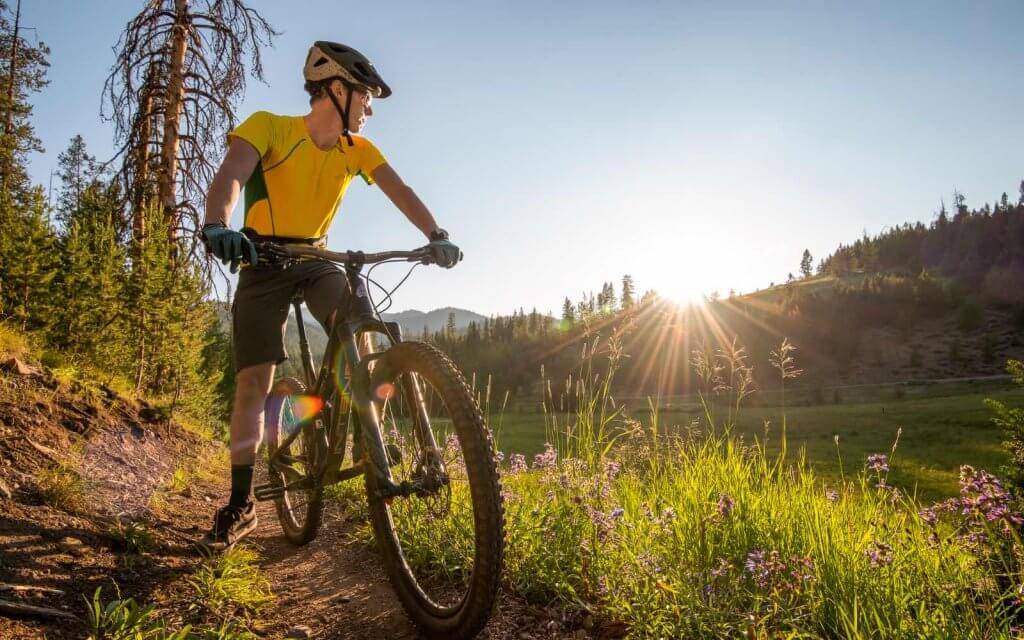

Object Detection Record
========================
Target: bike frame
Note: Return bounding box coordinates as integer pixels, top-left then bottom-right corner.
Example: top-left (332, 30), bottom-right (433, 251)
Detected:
top-left (255, 247), bottom-right (441, 503)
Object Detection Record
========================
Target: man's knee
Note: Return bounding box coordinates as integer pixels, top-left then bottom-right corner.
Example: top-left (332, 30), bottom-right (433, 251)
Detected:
top-left (234, 363), bottom-right (274, 413)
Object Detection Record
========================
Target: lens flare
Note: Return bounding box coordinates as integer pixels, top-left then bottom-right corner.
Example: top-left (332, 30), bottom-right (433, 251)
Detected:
top-left (375, 382), bottom-right (396, 401)
top-left (287, 394), bottom-right (324, 423)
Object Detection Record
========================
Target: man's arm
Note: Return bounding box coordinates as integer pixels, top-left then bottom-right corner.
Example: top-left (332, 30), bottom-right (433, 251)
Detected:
top-left (371, 163), bottom-right (440, 239)
top-left (204, 139), bottom-right (261, 226)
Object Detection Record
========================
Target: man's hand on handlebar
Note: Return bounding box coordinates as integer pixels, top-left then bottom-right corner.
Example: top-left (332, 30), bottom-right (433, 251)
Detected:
top-left (201, 223), bottom-right (258, 273)
top-left (424, 229), bottom-right (462, 269)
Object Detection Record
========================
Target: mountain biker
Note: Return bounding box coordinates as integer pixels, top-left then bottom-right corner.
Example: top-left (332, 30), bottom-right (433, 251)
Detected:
top-left (198, 41), bottom-right (461, 550)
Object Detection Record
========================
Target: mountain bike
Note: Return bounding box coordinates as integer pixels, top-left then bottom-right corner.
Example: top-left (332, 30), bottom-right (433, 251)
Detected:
top-left (248, 241), bottom-right (504, 639)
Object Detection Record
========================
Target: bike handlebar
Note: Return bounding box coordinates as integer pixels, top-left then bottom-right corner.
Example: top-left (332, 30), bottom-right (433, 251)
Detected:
top-left (252, 242), bottom-right (433, 268)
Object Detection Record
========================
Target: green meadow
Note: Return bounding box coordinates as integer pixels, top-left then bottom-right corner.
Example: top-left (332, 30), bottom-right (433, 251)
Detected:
top-left (489, 382), bottom-right (1024, 500)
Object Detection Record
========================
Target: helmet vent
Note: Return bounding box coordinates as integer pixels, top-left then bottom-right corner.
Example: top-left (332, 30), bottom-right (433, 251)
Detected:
top-left (329, 44), bottom-right (349, 52)
top-left (313, 57), bottom-right (329, 67)
top-left (353, 62), bottom-right (370, 76)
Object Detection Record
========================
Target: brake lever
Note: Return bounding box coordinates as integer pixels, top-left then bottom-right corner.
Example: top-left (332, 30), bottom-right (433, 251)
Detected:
top-left (253, 242), bottom-right (291, 269)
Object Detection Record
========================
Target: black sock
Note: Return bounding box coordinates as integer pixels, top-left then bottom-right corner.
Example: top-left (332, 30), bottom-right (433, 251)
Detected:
top-left (229, 464), bottom-right (254, 508)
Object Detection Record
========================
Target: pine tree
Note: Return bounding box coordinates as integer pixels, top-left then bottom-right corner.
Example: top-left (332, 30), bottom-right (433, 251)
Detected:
top-left (0, 190), bottom-right (58, 327)
top-left (800, 249), bottom-right (813, 278)
top-left (0, 0), bottom-right (49, 204)
top-left (54, 134), bottom-right (99, 229)
top-left (446, 311), bottom-right (456, 340)
top-left (621, 274), bottom-right (635, 308)
top-left (561, 297), bottom-right (575, 327)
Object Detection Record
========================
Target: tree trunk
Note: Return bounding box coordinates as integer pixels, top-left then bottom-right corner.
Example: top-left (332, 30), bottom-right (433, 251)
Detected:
top-left (158, 0), bottom-right (190, 239)
top-left (131, 66), bottom-right (156, 266)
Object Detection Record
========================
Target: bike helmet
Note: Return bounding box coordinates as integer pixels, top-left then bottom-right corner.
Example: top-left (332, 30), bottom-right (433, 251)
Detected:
top-left (303, 41), bottom-right (391, 99)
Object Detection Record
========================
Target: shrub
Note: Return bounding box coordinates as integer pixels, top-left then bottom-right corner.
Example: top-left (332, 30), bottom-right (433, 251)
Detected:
top-left (37, 463), bottom-right (89, 513)
top-left (189, 545), bottom-right (273, 620)
top-left (108, 520), bottom-right (155, 554)
top-left (986, 360), bottom-right (1024, 490)
top-left (0, 322), bottom-right (28, 358)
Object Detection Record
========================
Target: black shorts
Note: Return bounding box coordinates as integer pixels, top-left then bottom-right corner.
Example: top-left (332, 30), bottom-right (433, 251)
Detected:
top-left (232, 260), bottom-right (364, 372)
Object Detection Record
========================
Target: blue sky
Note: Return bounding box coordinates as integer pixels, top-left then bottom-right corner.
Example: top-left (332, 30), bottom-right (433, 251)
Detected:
top-left (22, 0), bottom-right (1024, 315)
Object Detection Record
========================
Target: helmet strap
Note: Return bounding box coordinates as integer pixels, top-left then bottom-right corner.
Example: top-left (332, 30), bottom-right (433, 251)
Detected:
top-left (324, 79), bottom-right (355, 146)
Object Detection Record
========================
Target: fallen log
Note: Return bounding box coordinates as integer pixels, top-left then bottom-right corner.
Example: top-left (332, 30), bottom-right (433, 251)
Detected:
top-left (0, 583), bottom-right (65, 595)
top-left (0, 598), bottom-right (77, 620)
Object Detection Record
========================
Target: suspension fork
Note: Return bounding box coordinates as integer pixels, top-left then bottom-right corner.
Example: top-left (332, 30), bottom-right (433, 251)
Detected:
top-left (400, 372), bottom-right (443, 464)
top-left (340, 327), bottom-right (396, 492)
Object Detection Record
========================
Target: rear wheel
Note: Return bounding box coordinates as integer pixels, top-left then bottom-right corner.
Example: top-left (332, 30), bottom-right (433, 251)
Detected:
top-left (365, 342), bottom-right (504, 639)
top-left (265, 377), bottom-right (326, 545)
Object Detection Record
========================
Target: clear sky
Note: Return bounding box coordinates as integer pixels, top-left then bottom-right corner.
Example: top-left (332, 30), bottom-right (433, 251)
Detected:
top-left (22, 0), bottom-right (1024, 315)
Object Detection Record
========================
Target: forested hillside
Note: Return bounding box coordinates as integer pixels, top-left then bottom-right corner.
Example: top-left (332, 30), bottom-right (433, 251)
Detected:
top-left (409, 186), bottom-right (1024, 404)
top-left (819, 185), bottom-right (1024, 298)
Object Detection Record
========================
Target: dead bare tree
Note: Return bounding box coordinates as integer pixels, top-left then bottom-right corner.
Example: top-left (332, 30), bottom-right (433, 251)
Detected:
top-left (102, 0), bottom-right (277, 260)
top-left (102, 0), bottom-right (275, 391)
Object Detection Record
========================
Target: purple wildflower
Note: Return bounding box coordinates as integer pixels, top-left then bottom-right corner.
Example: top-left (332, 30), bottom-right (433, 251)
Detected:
top-left (533, 443), bottom-right (558, 470)
top-left (825, 489), bottom-right (840, 503)
top-left (609, 507), bottom-right (625, 520)
top-left (508, 453), bottom-right (527, 474)
top-left (958, 465), bottom-right (1023, 527)
top-left (604, 460), bottom-right (621, 480)
top-left (444, 433), bottom-right (460, 452)
top-left (789, 556), bottom-right (815, 583)
top-left (709, 558), bottom-right (732, 578)
top-left (864, 541), bottom-right (894, 567)
top-left (918, 506), bottom-right (939, 527)
top-left (866, 453), bottom-right (889, 474)
top-left (716, 493), bottom-right (735, 517)
top-left (744, 549), bottom-right (785, 589)
top-left (494, 450), bottom-right (505, 464)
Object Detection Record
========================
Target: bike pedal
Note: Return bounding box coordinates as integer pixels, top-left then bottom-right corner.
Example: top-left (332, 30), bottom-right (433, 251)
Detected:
top-left (385, 443), bottom-right (402, 467)
top-left (253, 482), bottom-right (285, 501)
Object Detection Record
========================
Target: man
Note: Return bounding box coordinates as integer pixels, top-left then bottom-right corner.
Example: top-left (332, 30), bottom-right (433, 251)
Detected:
top-left (199, 41), bottom-right (461, 549)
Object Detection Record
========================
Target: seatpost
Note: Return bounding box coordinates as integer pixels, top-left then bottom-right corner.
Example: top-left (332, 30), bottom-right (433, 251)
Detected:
top-left (293, 301), bottom-right (317, 389)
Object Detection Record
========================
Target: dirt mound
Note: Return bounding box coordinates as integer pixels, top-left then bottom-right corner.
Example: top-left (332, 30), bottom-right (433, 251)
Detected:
top-left (0, 360), bottom-right (221, 638)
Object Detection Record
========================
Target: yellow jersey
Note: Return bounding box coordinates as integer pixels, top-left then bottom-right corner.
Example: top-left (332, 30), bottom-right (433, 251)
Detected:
top-left (227, 111), bottom-right (387, 240)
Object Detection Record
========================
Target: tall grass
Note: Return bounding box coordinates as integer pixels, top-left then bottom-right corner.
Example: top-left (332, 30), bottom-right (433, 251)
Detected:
top-left (392, 336), bottom-right (1024, 638)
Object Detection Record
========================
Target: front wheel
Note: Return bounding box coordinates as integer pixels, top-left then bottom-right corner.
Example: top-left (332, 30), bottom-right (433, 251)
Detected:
top-left (365, 342), bottom-right (504, 639)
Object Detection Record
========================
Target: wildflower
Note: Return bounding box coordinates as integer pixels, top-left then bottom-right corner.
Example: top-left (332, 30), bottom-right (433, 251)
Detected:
top-left (444, 433), bottom-right (460, 453)
top-left (659, 507), bottom-right (677, 530)
top-left (609, 507), bottom-right (625, 520)
top-left (638, 552), bottom-right (663, 576)
top-left (709, 558), bottom-right (732, 578)
top-left (789, 556), bottom-right (815, 583)
top-left (825, 489), bottom-right (840, 503)
top-left (604, 460), bottom-right (621, 480)
top-left (716, 493), bottom-right (735, 517)
top-left (958, 465), bottom-right (1023, 528)
top-left (866, 453), bottom-right (889, 474)
top-left (533, 443), bottom-right (558, 470)
top-left (508, 453), bottom-right (527, 474)
top-left (864, 541), bottom-right (894, 567)
top-left (744, 549), bottom-right (785, 589)
top-left (918, 506), bottom-right (938, 527)
top-left (494, 450), bottom-right (505, 464)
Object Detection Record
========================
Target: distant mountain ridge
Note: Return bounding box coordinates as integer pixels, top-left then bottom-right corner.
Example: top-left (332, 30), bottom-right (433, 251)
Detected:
top-left (381, 307), bottom-right (488, 336)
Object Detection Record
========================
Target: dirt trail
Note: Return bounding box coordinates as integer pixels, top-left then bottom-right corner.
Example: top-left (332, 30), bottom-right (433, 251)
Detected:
top-left (252, 499), bottom-right (420, 639)
top-left (251, 497), bottom-right (573, 640)
top-left (0, 361), bottom-right (582, 639)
